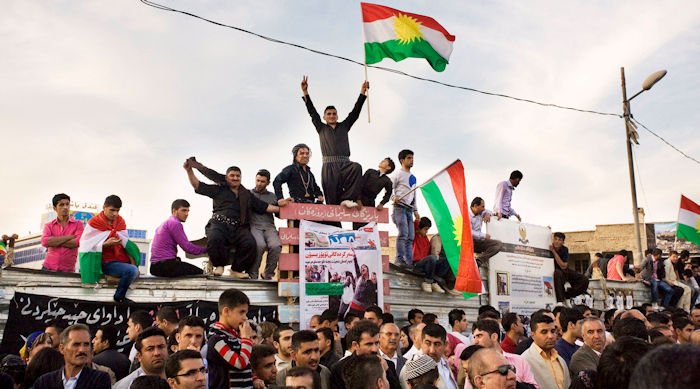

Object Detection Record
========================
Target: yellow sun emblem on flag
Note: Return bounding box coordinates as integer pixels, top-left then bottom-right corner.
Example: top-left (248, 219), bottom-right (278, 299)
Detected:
top-left (393, 13), bottom-right (424, 44)
top-left (453, 215), bottom-right (463, 247)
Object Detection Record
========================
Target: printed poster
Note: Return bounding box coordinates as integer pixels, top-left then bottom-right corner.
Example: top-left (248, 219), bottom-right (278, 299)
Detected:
top-left (299, 220), bottom-right (383, 329)
top-left (487, 219), bottom-right (556, 316)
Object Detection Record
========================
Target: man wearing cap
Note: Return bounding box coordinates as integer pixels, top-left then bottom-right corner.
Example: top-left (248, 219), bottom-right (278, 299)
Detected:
top-left (249, 169), bottom-right (282, 280)
top-left (301, 76), bottom-right (368, 208)
top-left (273, 144), bottom-right (324, 206)
top-left (402, 355), bottom-right (439, 389)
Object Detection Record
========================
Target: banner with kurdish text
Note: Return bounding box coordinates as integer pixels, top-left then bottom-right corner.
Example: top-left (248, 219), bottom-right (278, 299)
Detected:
top-left (300, 220), bottom-right (383, 329)
top-left (487, 219), bottom-right (555, 316)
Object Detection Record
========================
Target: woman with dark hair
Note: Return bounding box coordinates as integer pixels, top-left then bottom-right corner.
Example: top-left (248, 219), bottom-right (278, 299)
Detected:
top-left (337, 271), bottom-right (356, 320)
top-left (23, 347), bottom-right (64, 388)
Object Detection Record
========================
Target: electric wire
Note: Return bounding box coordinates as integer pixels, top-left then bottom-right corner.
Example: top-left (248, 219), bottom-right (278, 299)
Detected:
top-left (631, 118), bottom-right (700, 166)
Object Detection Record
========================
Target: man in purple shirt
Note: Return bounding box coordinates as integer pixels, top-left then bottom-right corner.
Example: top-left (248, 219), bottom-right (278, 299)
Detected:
top-left (493, 170), bottom-right (523, 221)
top-left (41, 193), bottom-right (84, 272)
top-left (150, 199), bottom-right (208, 277)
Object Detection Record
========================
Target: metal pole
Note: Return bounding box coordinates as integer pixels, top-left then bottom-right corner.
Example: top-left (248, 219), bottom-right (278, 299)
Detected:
top-left (620, 67), bottom-right (644, 265)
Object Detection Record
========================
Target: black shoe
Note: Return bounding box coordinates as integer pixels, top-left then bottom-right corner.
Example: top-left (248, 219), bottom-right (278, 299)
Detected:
top-left (114, 297), bottom-right (135, 304)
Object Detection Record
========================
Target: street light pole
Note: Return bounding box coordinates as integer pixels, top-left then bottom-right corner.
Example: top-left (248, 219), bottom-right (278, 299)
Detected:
top-left (620, 67), bottom-right (644, 265)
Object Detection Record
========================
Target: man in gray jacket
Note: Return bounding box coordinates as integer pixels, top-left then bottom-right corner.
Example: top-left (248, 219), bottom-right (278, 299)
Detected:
top-left (249, 169), bottom-right (282, 280)
top-left (569, 317), bottom-right (606, 378)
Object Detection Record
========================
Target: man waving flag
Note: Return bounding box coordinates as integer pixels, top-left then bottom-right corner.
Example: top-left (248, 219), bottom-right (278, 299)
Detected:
top-left (361, 2), bottom-right (455, 72)
top-left (419, 160), bottom-right (481, 296)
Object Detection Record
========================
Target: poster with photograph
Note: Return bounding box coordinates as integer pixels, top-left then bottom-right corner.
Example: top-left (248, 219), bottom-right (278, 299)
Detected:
top-left (487, 219), bottom-right (556, 316)
top-left (299, 220), bottom-right (383, 329)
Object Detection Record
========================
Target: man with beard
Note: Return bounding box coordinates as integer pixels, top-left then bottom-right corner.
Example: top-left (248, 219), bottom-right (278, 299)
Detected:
top-left (522, 313), bottom-right (570, 389)
top-left (33, 324), bottom-right (111, 388)
top-left (114, 327), bottom-right (168, 389)
top-left (276, 330), bottom-right (331, 389)
top-left (185, 158), bottom-right (283, 277)
top-left (274, 144), bottom-right (324, 205)
top-left (251, 344), bottom-right (278, 388)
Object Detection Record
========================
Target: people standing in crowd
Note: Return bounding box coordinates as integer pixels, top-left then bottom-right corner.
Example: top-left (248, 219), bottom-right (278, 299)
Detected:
top-left (173, 316), bottom-right (206, 352)
top-left (568, 317), bottom-right (605, 378)
top-left (165, 349), bottom-right (207, 389)
top-left (114, 327), bottom-right (168, 389)
top-left (251, 344), bottom-right (278, 388)
top-left (553, 308), bottom-right (582, 366)
top-left (467, 348), bottom-right (517, 389)
top-left (392, 149), bottom-right (419, 271)
top-left (41, 193), bottom-right (84, 272)
top-left (276, 330), bottom-right (331, 389)
top-left (522, 312), bottom-right (570, 389)
top-left (499, 313), bottom-right (524, 354)
top-left (493, 171), bottom-right (523, 221)
top-left (126, 310), bottom-right (154, 371)
top-left (446, 309), bottom-right (471, 358)
top-left (317, 327), bottom-right (340, 369)
top-left (379, 323), bottom-right (406, 374)
top-left (33, 324), bottom-right (111, 389)
top-left (273, 325), bottom-right (295, 372)
top-left (300, 76), bottom-right (368, 208)
top-left (92, 324), bottom-right (130, 381)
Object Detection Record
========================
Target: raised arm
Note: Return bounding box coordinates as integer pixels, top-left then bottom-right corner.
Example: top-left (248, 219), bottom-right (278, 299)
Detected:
top-left (188, 157), bottom-right (225, 184)
top-left (184, 160), bottom-right (200, 190)
top-left (342, 81), bottom-right (369, 129)
top-left (301, 76), bottom-right (323, 131)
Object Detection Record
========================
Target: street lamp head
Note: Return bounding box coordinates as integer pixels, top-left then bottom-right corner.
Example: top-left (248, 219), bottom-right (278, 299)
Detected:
top-left (641, 70), bottom-right (667, 91)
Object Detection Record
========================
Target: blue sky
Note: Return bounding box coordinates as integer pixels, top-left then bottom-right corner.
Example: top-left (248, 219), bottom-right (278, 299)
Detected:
top-left (2, 0), bottom-right (699, 240)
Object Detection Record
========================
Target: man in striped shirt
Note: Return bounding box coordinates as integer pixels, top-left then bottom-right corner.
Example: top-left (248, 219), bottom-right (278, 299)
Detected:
top-left (207, 289), bottom-right (256, 388)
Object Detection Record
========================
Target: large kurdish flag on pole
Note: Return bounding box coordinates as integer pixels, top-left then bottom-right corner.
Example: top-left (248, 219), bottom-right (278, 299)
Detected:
top-left (420, 160), bottom-right (481, 296)
top-left (677, 195), bottom-right (700, 246)
top-left (361, 2), bottom-right (455, 72)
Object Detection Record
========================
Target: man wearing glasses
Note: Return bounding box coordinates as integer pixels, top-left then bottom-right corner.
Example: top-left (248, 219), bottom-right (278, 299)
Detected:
top-left (165, 349), bottom-right (207, 389)
top-left (468, 348), bottom-right (517, 389)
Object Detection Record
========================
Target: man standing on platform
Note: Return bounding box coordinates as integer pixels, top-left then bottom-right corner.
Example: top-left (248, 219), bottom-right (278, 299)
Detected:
top-left (301, 76), bottom-right (368, 208)
top-left (551, 232), bottom-right (589, 306)
top-left (392, 149), bottom-right (419, 271)
top-left (41, 193), bottom-right (84, 272)
top-left (150, 199), bottom-right (207, 277)
top-left (493, 170), bottom-right (523, 221)
top-left (185, 158), bottom-right (282, 277)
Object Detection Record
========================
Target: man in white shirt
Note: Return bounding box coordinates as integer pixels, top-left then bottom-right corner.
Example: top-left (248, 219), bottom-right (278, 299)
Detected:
top-left (447, 309), bottom-right (472, 359)
top-left (114, 327), bottom-right (168, 389)
top-left (469, 197), bottom-right (503, 268)
top-left (401, 324), bottom-right (457, 389)
top-left (403, 323), bottom-right (425, 361)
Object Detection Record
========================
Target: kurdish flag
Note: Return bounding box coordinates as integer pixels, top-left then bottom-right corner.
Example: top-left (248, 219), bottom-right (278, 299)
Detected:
top-left (361, 2), bottom-right (455, 72)
top-left (78, 212), bottom-right (141, 284)
top-left (677, 195), bottom-right (700, 246)
top-left (420, 160), bottom-right (481, 296)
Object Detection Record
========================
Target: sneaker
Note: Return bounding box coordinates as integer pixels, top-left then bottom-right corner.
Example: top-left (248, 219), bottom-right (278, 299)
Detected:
top-left (421, 282), bottom-right (433, 293)
top-left (228, 269), bottom-right (251, 279)
top-left (340, 200), bottom-right (359, 209)
top-left (114, 297), bottom-right (134, 304)
top-left (397, 262), bottom-right (414, 272)
top-left (446, 288), bottom-right (462, 296)
top-left (431, 283), bottom-right (445, 293)
top-left (212, 266), bottom-right (224, 276)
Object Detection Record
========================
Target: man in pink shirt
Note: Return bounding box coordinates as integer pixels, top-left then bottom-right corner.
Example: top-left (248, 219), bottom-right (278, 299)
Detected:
top-left (41, 193), bottom-right (84, 272)
top-left (149, 199), bottom-right (208, 277)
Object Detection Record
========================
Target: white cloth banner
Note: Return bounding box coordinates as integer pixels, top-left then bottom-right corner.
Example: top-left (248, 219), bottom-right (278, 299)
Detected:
top-left (299, 221), bottom-right (383, 329)
top-left (487, 219), bottom-right (556, 316)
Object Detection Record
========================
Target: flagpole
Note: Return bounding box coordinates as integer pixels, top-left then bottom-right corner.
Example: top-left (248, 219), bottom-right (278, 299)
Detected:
top-left (394, 159), bottom-right (461, 203)
top-left (364, 64), bottom-right (371, 123)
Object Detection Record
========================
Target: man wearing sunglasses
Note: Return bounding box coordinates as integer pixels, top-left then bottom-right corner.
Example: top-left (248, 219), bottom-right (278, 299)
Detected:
top-left (468, 348), bottom-right (516, 389)
top-left (165, 349), bottom-right (207, 389)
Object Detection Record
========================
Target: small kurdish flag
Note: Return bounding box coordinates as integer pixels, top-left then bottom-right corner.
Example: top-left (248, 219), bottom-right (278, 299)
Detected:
top-left (677, 195), bottom-right (700, 246)
top-left (361, 2), bottom-right (455, 72)
top-left (420, 160), bottom-right (481, 296)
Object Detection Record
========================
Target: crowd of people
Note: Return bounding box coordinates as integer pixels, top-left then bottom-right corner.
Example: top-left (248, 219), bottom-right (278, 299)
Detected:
top-left (2, 287), bottom-right (699, 389)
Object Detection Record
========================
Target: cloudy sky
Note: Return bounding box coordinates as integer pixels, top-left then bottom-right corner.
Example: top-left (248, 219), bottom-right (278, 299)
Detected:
top-left (2, 0), bottom-right (699, 241)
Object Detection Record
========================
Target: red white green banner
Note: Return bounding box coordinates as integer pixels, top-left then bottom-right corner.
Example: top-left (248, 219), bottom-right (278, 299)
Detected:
top-left (678, 195), bottom-right (700, 246)
top-left (419, 160), bottom-right (481, 296)
top-left (361, 2), bottom-right (455, 72)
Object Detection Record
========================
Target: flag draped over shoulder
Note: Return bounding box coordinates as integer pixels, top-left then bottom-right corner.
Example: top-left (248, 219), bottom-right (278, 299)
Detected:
top-left (419, 160), bottom-right (481, 296)
top-left (78, 212), bottom-right (141, 284)
top-left (677, 195), bottom-right (700, 246)
top-left (361, 2), bottom-right (455, 72)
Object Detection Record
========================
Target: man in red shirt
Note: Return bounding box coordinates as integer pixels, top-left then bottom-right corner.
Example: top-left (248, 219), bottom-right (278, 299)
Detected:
top-left (412, 218), bottom-right (459, 295)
